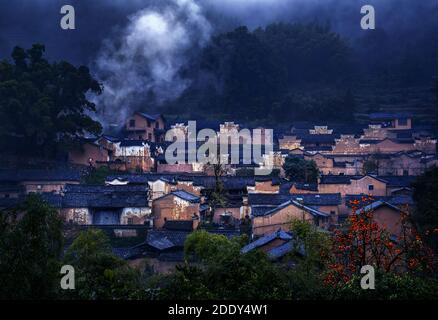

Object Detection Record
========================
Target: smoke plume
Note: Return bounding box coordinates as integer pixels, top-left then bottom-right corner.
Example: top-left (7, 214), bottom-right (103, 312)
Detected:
top-left (93, 0), bottom-right (211, 127)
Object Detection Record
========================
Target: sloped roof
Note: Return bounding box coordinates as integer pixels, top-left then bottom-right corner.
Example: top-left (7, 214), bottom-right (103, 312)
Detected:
top-left (63, 184), bottom-right (148, 208)
top-left (146, 230), bottom-right (189, 250)
top-left (105, 174), bottom-right (257, 191)
top-left (241, 229), bottom-right (293, 254)
top-left (136, 112), bottom-right (162, 121)
top-left (257, 200), bottom-right (329, 218)
top-left (346, 194), bottom-right (414, 208)
top-left (267, 241), bottom-right (305, 260)
top-left (355, 200), bottom-right (406, 215)
top-left (319, 175), bottom-right (352, 184)
top-left (64, 184), bottom-right (148, 193)
top-left (304, 146), bottom-right (334, 152)
top-left (41, 193), bottom-right (63, 208)
top-left (291, 193), bottom-right (341, 206)
top-left (119, 140), bottom-right (149, 147)
top-left (163, 220), bottom-right (193, 232)
top-left (97, 135), bottom-right (120, 143)
top-left (248, 193), bottom-right (290, 206)
top-left (251, 205), bottom-right (278, 217)
top-left (319, 175), bottom-right (387, 185)
top-left (292, 182), bottom-right (318, 191)
top-left (0, 169), bottom-right (82, 182)
top-left (171, 190), bottom-right (200, 203)
top-left (62, 192), bottom-right (148, 208)
top-left (379, 176), bottom-right (416, 188)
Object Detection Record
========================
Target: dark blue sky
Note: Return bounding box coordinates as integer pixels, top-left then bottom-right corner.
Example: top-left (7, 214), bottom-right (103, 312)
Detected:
top-left (0, 0), bottom-right (437, 65)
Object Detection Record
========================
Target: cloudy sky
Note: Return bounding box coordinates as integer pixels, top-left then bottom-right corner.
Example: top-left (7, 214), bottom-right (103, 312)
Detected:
top-left (1, 0), bottom-right (436, 64)
top-left (1, 0), bottom-right (437, 126)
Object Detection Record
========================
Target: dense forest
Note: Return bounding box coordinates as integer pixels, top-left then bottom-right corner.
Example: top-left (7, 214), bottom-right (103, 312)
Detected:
top-left (163, 23), bottom-right (438, 125)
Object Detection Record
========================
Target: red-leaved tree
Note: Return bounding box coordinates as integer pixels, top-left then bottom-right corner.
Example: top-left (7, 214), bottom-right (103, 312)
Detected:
top-left (324, 196), bottom-right (436, 286)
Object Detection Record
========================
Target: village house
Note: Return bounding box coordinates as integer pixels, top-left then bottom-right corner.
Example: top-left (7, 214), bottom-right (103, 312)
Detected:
top-left (344, 193), bottom-right (414, 212)
top-left (291, 193), bottom-right (342, 225)
top-left (212, 192), bottom-right (250, 226)
top-left (251, 199), bottom-right (330, 236)
top-left (318, 175), bottom-right (387, 197)
top-left (218, 122), bottom-right (251, 144)
top-left (242, 229), bottom-right (293, 254)
top-left (304, 152), bottom-right (363, 175)
top-left (113, 140), bottom-right (155, 172)
top-left (187, 176), bottom-right (252, 226)
top-left (261, 151), bottom-right (285, 173)
top-left (121, 227), bottom-right (241, 273)
top-left (278, 135), bottom-right (303, 151)
top-left (356, 201), bottom-right (408, 238)
top-left (362, 124), bottom-right (389, 141)
top-left (299, 134), bottom-right (336, 154)
top-left (378, 176), bottom-right (416, 196)
top-left (368, 113), bottom-right (412, 130)
top-left (0, 169), bottom-right (82, 195)
top-left (147, 175), bottom-right (203, 199)
top-left (288, 182), bottom-right (319, 194)
top-left (60, 184), bottom-right (150, 225)
top-left (152, 190), bottom-right (201, 230)
top-left (147, 177), bottom-right (174, 199)
top-left (249, 193), bottom-right (341, 226)
top-left (331, 134), bottom-right (368, 155)
top-left (0, 184), bottom-right (23, 199)
top-left (125, 112), bottom-right (166, 142)
top-left (68, 140), bottom-right (110, 167)
top-left (241, 229), bottom-right (305, 261)
top-left (361, 138), bottom-right (416, 154)
top-left (247, 177), bottom-right (281, 194)
top-left (157, 162), bottom-right (195, 174)
top-left (413, 134), bottom-right (437, 154)
top-left (94, 135), bottom-right (120, 157)
top-left (172, 176), bottom-right (203, 196)
top-left (309, 125), bottom-right (333, 135)
top-left (375, 151), bottom-right (428, 176)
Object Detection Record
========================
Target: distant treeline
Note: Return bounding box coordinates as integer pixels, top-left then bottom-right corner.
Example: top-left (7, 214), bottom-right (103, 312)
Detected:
top-left (164, 23), bottom-right (438, 125)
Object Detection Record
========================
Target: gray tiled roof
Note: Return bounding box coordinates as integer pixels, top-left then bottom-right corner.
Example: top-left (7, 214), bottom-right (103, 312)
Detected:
top-left (241, 229), bottom-right (292, 254)
top-left (64, 184), bottom-right (148, 193)
top-left (291, 193), bottom-right (341, 206)
top-left (355, 200), bottom-right (406, 215)
top-left (171, 190), bottom-right (200, 203)
top-left (267, 241), bottom-right (305, 260)
top-left (146, 230), bottom-right (189, 250)
top-left (62, 192), bottom-right (148, 208)
top-left (319, 175), bottom-right (353, 184)
top-left (0, 169), bottom-right (82, 182)
top-left (163, 220), bottom-right (193, 231)
top-left (249, 193), bottom-right (341, 207)
top-left (255, 200), bottom-right (329, 218)
top-left (137, 112), bottom-right (162, 121)
top-left (379, 176), bottom-right (417, 188)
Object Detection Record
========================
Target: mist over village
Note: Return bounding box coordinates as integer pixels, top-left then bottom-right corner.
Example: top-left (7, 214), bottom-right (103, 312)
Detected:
top-left (1, 0), bottom-right (438, 306)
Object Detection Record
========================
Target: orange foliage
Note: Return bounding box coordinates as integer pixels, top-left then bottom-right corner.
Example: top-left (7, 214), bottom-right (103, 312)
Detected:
top-left (324, 196), bottom-right (436, 286)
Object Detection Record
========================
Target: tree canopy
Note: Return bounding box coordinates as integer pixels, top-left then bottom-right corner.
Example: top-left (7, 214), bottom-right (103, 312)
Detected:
top-left (283, 156), bottom-right (319, 183)
top-left (0, 44), bottom-right (102, 158)
top-left (169, 23), bottom-right (355, 124)
top-left (412, 167), bottom-right (438, 253)
top-left (63, 229), bottom-right (146, 300)
top-left (0, 194), bottom-right (63, 299)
